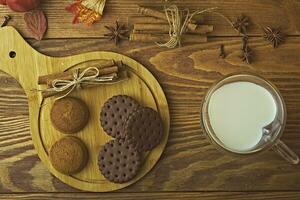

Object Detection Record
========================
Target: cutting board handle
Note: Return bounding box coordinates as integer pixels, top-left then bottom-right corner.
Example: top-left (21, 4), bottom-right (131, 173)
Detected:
top-left (0, 26), bottom-right (52, 91)
top-left (0, 26), bottom-right (132, 96)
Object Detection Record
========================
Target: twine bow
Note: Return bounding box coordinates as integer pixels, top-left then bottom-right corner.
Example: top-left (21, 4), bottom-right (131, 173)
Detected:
top-left (45, 67), bottom-right (116, 100)
top-left (157, 5), bottom-right (217, 48)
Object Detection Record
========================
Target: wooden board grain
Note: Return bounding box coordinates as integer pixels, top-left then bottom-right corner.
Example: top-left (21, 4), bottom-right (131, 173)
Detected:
top-left (0, 0), bottom-right (299, 38)
top-left (0, 26), bottom-right (170, 192)
top-left (1, 192), bottom-right (300, 200)
top-left (0, 36), bottom-right (300, 192)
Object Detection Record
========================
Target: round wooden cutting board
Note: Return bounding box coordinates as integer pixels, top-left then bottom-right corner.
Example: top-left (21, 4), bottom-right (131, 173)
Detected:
top-left (0, 27), bottom-right (169, 192)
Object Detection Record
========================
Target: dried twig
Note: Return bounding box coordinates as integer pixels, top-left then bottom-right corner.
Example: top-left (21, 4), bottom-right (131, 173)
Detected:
top-left (241, 36), bottom-right (252, 64)
top-left (1, 15), bottom-right (11, 27)
top-left (219, 44), bottom-right (226, 58)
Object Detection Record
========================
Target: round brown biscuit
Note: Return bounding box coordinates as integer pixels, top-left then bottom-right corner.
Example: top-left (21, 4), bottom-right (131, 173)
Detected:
top-left (124, 107), bottom-right (163, 152)
top-left (98, 139), bottom-right (141, 183)
top-left (100, 95), bottom-right (140, 138)
top-left (49, 136), bottom-right (89, 175)
top-left (50, 97), bottom-right (90, 134)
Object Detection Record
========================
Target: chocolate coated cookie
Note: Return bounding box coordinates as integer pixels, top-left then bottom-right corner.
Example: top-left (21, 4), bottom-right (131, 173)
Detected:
top-left (124, 107), bottom-right (163, 152)
top-left (100, 95), bottom-right (139, 138)
top-left (98, 139), bottom-right (141, 183)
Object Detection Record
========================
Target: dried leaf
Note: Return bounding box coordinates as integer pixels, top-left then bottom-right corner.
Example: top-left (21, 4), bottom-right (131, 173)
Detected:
top-left (24, 10), bottom-right (47, 41)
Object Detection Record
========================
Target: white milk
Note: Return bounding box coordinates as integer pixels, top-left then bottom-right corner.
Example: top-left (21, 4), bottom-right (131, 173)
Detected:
top-left (208, 81), bottom-right (277, 152)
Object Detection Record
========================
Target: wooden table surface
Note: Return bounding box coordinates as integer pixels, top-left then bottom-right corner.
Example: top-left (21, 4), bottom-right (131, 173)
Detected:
top-left (0, 0), bottom-right (300, 199)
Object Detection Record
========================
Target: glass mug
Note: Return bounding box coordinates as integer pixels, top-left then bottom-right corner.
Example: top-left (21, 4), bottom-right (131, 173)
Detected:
top-left (201, 73), bottom-right (299, 164)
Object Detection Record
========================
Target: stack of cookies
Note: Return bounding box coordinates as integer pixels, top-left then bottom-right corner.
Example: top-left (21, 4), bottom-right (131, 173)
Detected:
top-left (99, 95), bottom-right (164, 183)
top-left (47, 95), bottom-right (164, 183)
top-left (49, 97), bottom-right (90, 175)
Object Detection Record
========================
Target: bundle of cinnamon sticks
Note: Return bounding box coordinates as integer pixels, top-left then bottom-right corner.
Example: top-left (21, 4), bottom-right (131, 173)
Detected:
top-left (38, 59), bottom-right (126, 99)
top-left (129, 5), bottom-right (214, 44)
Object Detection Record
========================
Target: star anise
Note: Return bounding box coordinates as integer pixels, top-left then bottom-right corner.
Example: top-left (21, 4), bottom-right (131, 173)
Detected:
top-left (104, 21), bottom-right (128, 46)
top-left (263, 27), bottom-right (285, 48)
top-left (233, 15), bottom-right (250, 35)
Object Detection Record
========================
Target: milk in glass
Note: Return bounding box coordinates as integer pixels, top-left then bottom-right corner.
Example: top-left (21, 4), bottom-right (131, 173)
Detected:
top-left (208, 82), bottom-right (277, 152)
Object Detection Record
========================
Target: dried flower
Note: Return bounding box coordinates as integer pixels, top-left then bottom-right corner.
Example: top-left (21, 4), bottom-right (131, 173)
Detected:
top-left (263, 27), bottom-right (285, 48)
top-left (233, 15), bottom-right (250, 35)
top-left (66, 0), bottom-right (107, 25)
top-left (104, 21), bottom-right (128, 46)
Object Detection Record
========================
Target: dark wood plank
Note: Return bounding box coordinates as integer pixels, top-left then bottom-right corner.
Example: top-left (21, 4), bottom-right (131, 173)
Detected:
top-left (0, 0), bottom-right (299, 38)
top-left (0, 37), bottom-right (300, 192)
top-left (1, 192), bottom-right (300, 200)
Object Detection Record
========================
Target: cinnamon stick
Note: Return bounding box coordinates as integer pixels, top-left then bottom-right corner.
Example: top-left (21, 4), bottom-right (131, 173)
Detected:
top-left (130, 33), bottom-right (207, 43)
top-left (129, 16), bottom-right (204, 25)
top-left (137, 5), bottom-right (168, 21)
top-left (133, 24), bottom-right (213, 34)
top-left (38, 59), bottom-right (115, 85)
top-left (196, 25), bottom-right (214, 34)
top-left (129, 16), bottom-right (168, 24)
top-left (136, 5), bottom-right (198, 30)
top-left (42, 72), bottom-right (120, 99)
top-left (46, 66), bottom-right (119, 87)
top-left (42, 90), bottom-right (69, 99)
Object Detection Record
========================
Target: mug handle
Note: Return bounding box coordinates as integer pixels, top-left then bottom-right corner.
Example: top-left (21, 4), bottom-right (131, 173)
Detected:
top-left (272, 140), bottom-right (299, 164)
